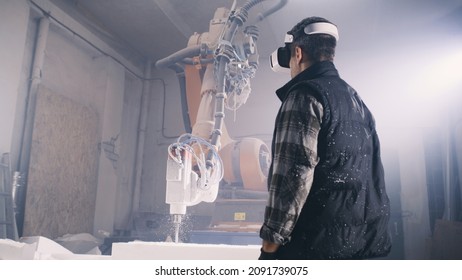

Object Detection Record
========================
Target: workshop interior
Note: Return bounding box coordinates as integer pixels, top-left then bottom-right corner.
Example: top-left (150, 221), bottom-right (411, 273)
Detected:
top-left (1, 0), bottom-right (462, 259)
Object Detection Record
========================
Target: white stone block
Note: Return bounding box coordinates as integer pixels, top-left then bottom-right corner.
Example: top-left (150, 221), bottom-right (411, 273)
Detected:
top-left (111, 241), bottom-right (260, 260)
top-left (0, 238), bottom-right (36, 260)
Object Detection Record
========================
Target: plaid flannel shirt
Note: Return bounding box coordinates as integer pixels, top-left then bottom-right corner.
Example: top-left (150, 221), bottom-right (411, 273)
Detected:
top-left (260, 89), bottom-right (323, 245)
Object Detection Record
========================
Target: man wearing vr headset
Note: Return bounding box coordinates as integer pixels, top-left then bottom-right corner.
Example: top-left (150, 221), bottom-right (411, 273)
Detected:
top-left (259, 17), bottom-right (391, 259)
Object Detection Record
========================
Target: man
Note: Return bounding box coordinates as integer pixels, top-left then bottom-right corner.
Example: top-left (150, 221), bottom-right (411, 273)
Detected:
top-left (259, 16), bottom-right (392, 259)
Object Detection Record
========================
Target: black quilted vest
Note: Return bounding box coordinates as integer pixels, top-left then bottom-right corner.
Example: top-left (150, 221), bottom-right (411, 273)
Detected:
top-left (280, 61), bottom-right (391, 259)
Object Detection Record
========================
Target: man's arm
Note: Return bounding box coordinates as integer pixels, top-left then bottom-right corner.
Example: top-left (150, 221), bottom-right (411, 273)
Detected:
top-left (260, 91), bottom-right (323, 253)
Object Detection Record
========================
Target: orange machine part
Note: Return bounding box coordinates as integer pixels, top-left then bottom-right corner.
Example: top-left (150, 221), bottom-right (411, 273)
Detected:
top-left (220, 138), bottom-right (268, 191)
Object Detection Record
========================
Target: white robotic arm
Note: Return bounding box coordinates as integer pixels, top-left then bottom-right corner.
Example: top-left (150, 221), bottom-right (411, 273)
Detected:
top-left (165, 134), bottom-right (223, 242)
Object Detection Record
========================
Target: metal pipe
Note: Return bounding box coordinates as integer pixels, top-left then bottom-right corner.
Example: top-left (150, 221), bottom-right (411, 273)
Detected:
top-left (155, 45), bottom-right (203, 69)
top-left (17, 16), bottom-right (50, 171)
top-left (15, 16), bottom-right (50, 237)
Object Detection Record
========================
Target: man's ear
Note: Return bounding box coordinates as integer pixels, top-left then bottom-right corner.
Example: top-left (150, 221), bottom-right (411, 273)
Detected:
top-left (295, 46), bottom-right (303, 64)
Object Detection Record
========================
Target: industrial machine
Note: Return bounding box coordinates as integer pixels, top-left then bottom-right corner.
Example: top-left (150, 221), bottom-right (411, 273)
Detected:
top-left (155, 0), bottom-right (287, 244)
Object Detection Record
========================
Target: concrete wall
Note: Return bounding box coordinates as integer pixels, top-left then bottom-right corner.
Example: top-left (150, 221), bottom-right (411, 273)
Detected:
top-left (0, 0), bottom-right (30, 156)
top-left (112, 74), bottom-right (143, 231)
top-left (139, 71), bottom-right (178, 215)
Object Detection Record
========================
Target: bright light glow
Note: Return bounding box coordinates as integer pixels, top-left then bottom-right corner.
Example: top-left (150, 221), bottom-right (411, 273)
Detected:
top-left (410, 49), bottom-right (462, 99)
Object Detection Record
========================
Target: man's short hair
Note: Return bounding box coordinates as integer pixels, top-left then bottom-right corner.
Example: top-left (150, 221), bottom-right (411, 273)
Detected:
top-left (288, 17), bottom-right (337, 62)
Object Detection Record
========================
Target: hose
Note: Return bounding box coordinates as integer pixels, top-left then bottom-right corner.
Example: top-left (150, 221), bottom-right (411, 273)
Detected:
top-left (168, 64), bottom-right (193, 133)
top-left (242, 0), bottom-right (266, 11)
top-left (255, 0), bottom-right (288, 22)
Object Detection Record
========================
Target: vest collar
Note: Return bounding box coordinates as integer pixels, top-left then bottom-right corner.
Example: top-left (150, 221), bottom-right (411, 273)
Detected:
top-left (276, 61), bottom-right (339, 102)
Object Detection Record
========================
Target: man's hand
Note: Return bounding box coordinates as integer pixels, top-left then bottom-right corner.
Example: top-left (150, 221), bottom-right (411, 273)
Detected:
top-left (262, 240), bottom-right (280, 252)
top-left (258, 240), bottom-right (280, 260)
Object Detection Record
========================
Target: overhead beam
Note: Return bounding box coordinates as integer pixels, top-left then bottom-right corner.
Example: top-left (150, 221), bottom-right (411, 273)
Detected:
top-left (29, 0), bottom-right (145, 78)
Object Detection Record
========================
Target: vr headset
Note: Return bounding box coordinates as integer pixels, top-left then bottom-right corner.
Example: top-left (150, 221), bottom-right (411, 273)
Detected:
top-left (270, 22), bottom-right (339, 72)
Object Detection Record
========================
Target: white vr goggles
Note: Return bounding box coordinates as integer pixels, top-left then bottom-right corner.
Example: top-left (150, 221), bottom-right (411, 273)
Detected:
top-left (270, 22), bottom-right (339, 73)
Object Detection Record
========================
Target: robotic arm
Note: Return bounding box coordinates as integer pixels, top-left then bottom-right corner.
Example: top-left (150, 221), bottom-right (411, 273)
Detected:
top-left (156, 0), bottom-right (287, 242)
